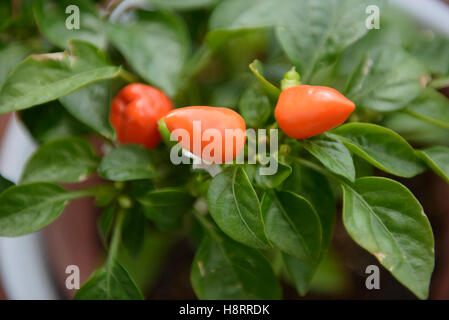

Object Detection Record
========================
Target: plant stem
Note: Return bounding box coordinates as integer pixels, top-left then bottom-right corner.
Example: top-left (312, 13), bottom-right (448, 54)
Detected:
top-left (66, 184), bottom-right (115, 200)
top-left (119, 68), bottom-right (139, 83)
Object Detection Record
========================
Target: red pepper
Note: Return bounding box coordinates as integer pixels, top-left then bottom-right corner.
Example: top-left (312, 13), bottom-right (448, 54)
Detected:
top-left (275, 85), bottom-right (355, 139)
top-left (110, 83), bottom-right (173, 149)
top-left (163, 106), bottom-right (246, 164)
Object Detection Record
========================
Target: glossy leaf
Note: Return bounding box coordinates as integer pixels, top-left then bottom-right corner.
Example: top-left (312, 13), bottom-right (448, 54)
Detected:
top-left (341, 45), bottom-right (428, 112)
top-left (138, 189), bottom-right (192, 230)
top-left (98, 145), bottom-right (156, 181)
top-left (302, 133), bottom-right (355, 181)
top-left (207, 166), bottom-right (270, 249)
top-left (406, 88), bottom-right (449, 129)
top-left (418, 146), bottom-right (449, 184)
top-left (21, 137), bottom-right (99, 183)
top-left (332, 123), bottom-right (426, 177)
top-left (75, 259), bottom-right (143, 300)
top-left (191, 218), bottom-right (281, 300)
top-left (0, 40), bottom-right (121, 114)
top-left (342, 177), bottom-right (434, 299)
top-left (261, 191), bottom-right (321, 262)
top-left (0, 183), bottom-right (69, 237)
top-left (107, 11), bottom-right (189, 96)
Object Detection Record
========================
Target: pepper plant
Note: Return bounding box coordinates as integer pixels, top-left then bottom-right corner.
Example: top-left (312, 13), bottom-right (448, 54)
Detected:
top-left (1, 0), bottom-right (449, 300)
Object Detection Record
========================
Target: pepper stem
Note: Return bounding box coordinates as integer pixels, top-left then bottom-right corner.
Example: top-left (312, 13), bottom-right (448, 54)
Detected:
top-left (280, 67), bottom-right (301, 91)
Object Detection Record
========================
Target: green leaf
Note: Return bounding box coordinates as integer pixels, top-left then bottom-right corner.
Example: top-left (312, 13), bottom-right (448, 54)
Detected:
top-left (0, 40), bottom-right (121, 114)
top-left (98, 145), bottom-right (156, 181)
top-left (340, 45), bottom-right (428, 112)
top-left (0, 183), bottom-right (69, 237)
top-left (282, 163), bottom-right (335, 295)
top-left (75, 259), bottom-right (143, 300)
top-left (122, 206), bottom-right (146, 256)
top-left (261, 191), bottom-right (321, 262)
top-left (0, 42), bottom-right (31, 88)
top-left (302, 133), bottom-right (355, 182)
top-left (248, 60), bottom-right (281, 99)
top-left (331, 123), bottom-right (426, 178)
top-left (138, 189), bottom-right (192, 231)
top-left (19, 101), bottom-right (90, 143)
top-left (207, 166), bottom-right (270, 249)
top-left (254, 160), bottom-right (292, 189)
top-left (98, 205), bottom-right (116, 245)
top-left (405, 88), bottom-right (449, 129)
top-left (107, 11), bottom-right (189, 96)
top-left (239, 84), bottom-right (272, 128)
top-left (418, 146), bottom-right (449, 185)
top-left (342, 177), bottom-right (434, 299)
top-left (191, 218), bottom-right (281, 300)
top-left (60, 80), bottom-right (116, 139)
top-left (21, 137), bottom-right (99, 183)
top-left (33, 0), bottom-right (106, 49)
top-left (209, 0), bottom-right (385, 82)
top-left (410, 31), bottom-right (449, 76)
top-left (276, 0), bottom-right (386, 82)
top-left (0, 175), bottom-right (13, 193)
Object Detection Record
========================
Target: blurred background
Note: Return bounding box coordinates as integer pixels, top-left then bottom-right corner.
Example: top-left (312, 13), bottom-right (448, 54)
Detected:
top-left (1, 0), bottom-right (449, 300)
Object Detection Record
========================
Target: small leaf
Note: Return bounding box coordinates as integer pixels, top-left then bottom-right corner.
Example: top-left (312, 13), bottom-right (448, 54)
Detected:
top-left (33, 0), bottom-right (106, 49)
top-left (98, 145), bottom-right (156, 181)
top-left (98, 205), bottom-right (116, 245)
top-left (0, 183), bottom-right (69, 237)
top-left (418, 146), bottom-right (449, 184)
top-left (107, 11), bottom-right (189, 96)
top-left (248, 60), bottom-right (281, 99)
top-left (138, 189), bottom-right (192, 231)
top-left (191, 219), bottom-right (281, 300)
top-left (21, 137), bottom-right (99, 183)
top-left (406, 88), bottom-right (449, 129)
top-left (207, 166), bottom-right (270, 249)
top-left (342, 177), bottom-right (434, 299)
top-left (261, 191), bottom-right (321, 262)
top-left (0, 40), bottom-right (121, 114)
top-left (332, 123), bottom-right (426, 178)
top-left (75, 260), bottom-right (143, 300)
top-left (303, 133), bottom-right (355, 181)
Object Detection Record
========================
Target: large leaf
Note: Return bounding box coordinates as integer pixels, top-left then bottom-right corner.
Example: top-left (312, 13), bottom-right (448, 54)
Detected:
top-left (0, 183), bottom-right (69, 237)
top-left (207, 166), bottom-right (270, 249)
top-left (418, 146), bottom-right (449, 185)
top-left (0, 40), bottom-right (121, 114)
top-left (302, 133), bottom-right (355, 181)
top-left (75, 259), bottom-right (143, 300)
top-left (33, 0), bottom-right (106, 49)
top-left (209, 0), bottom-right (385, 81)
top-left (21, 137), bottom-right (99, 183)
top-left (339, 45), bottom-right (428, 112)
top-left (282, 162), bottom-right (335, 295)
top-left (410, 31), bottom-right (449, 76)
top-left (191, 218), bottom-right (281, 300)
top-left (342, 177), bottom-right (434, 299)
top-left (98, 145), bottom-right (156, 181)
top-left (138, 189), bottom-right (193, 230)
top-left (331, 123), bottom-right (426, 178)
top-left (0, 42), bottom-right (31, 88)
top-left (406, 88), bottom-right (449, 129)
top-left (261, 191), bottom-right (321, 262)
top-left (107, 11), bottom-right (189, 96)
top-left (0, 175), bottom-right (13, 193)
